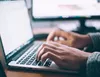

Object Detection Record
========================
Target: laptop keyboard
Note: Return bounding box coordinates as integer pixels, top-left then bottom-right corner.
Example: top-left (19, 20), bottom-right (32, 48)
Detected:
top-left (16, 42), bottom-right (52, 67)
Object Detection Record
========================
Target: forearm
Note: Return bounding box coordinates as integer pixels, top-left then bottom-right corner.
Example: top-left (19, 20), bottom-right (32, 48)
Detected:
top-left (86, 52), bottom-right (100, 77)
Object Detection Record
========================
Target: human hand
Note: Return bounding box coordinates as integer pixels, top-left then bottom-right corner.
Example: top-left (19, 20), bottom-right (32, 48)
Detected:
top-left (37, 42), bottom-right (91, 71)
top-left (47, 28), bottom-right (92, 48)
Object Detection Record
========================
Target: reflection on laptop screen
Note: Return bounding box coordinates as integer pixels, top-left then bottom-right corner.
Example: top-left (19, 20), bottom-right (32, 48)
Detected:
top-left (0, 1), bottom-right (33, 55)
top-left (32, 0), bottom-right (100, 19)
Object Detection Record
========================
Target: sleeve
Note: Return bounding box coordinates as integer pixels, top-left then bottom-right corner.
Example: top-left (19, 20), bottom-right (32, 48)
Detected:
top-left (86, 52), bottom-right (100, 77)
top-left (86, 33), bottom-right (100, 77)
top-left (88, 33), bottom-right (100, 51)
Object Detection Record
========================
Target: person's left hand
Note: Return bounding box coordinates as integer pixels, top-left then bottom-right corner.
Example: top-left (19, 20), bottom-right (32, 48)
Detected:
top-left (47, 29), bottom-right (92, 49)
top-left (37, 42), bottom-right (91, 71)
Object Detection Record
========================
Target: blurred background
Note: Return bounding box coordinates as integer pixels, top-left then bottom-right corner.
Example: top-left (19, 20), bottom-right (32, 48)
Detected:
top-left (25, 0), bottom-right (100, 35)
top-left (2, 0), bottom-right (100, 36)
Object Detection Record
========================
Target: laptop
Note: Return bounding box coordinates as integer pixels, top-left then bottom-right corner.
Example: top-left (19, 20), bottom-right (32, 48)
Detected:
top-left (0, 1), bottom-right (78, 74)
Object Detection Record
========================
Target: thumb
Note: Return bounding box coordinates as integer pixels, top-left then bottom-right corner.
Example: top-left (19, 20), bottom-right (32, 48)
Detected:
top-left (47, 29), bottom-right (70, 41)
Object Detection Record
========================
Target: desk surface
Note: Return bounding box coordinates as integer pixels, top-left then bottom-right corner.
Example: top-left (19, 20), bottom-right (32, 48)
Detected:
top-left (6, 70), bottom-right (79, 77)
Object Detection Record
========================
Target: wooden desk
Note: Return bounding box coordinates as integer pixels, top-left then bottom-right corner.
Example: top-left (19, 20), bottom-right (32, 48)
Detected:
top-left (6, 70), bottom-right (79, 77)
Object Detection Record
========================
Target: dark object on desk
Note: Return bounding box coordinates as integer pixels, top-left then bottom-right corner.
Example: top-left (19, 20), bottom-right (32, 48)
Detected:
top-left (72, 26), bottom-right (100, 34)
top-left (34, 33), bottom-right (48, 40)
top-left (0, 61), bottom-right (6, 77)
top-left (83, 26), bottom-right (98, 34)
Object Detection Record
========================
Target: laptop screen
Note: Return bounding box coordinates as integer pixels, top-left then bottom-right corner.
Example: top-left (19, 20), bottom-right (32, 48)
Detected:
top-left (0, 1), bottom-right (33, 56)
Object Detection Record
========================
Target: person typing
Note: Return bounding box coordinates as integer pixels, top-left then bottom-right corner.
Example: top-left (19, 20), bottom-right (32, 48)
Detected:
top-left (37, 28), bottom-right (100, 77)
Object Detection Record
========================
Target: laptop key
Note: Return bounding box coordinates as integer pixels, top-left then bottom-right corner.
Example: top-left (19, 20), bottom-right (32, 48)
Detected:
top-left (16, 42), bottom-right (42, 65)
top-left (32, 59), bottom-right (39, 65)
top-left (20, 57), bottom-right (30, 64)
top-left (44, 59), bottom-right (52, 67)
top-left (37, 61), bottom-right (44, 66)
top-left (26, 57), bottom-right (35, 65)
top-left (26, 60), bottom-right (33, 65)
top-left (17, 58), bottom-right (23, 64)
top-left (20, 60), bottom-right (26, 64)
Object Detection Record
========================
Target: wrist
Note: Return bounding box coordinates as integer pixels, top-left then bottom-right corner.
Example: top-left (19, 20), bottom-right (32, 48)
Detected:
top-left (82, 35), bottom-right (92, 47)
top-left (82, 52), bottom-right (92, 62)
top-left (80, 52), bottom-right (92, 70)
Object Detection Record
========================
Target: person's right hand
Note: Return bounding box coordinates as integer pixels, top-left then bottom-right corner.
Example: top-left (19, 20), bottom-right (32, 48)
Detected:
top-left (47, 28), bottom-right (92, 49)
top-left (37, 41), bottom-right (91, 71)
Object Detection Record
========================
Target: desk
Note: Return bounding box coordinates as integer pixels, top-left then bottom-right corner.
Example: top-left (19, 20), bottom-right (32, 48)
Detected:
top-left (6, 70), bottom-right (79, 77)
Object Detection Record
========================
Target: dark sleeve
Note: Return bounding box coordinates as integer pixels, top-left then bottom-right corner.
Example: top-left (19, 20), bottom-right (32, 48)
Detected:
top-left (88, 33), bottom-right (100, 51)
top-left (87, 52), bottom-right (100, 77)
top-left (86, 33), bottom-right (100, 77)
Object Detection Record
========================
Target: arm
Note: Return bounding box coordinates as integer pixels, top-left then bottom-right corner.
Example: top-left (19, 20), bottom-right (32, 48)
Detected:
top-left (86, 33), bottom-right (100, 77)
top-left (87, 52), bottom-right (100, 77)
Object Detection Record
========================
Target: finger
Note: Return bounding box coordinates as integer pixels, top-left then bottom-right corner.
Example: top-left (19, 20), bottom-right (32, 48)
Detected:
top-left (42, 42), bottom-right (64, 50)
top-left (41, 52), bottom-right (67, 68)
top-left (46, 41), bottom-right (67, 51)
top-left (47, 29), bottom-right (60, 41)
top-left (49, 41), bottom-right (74, 52)
top-left (47, 41), bottom-right (62, 47)
top-left (37, 46), bottom-right (60, 60)
top-left (48, 41), bottom-right (69, 48)
top-left (57, 40), bottom-right (70, 46)
top-left (37, 42), bottom-right (55, 53)
top-left (44, 42), bottom-right (65, 51)
top-left (47, 29), bottom-right (68, 41)
top-left (53, 39), bottom-right (72, 47)
top-left (41, 52), bottom-right (60, 63)
top-left (45, 41), bottom-right (70, 53)
top-left (44, 42), bottom-right (59, 49)
top-left (36, 42), bottom-right (59, 60)
top-left (36, 43), bottom-right (46, 59)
